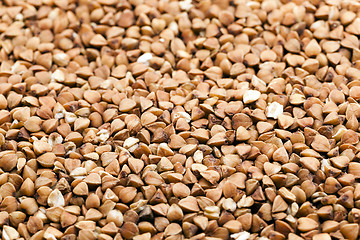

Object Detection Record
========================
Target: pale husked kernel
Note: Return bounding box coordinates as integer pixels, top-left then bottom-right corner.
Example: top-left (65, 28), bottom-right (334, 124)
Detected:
top-left (47, 189), bottom-right (65, 207)
top-left (51, 69), bottom-right (65, 83)
top-left (266, 101), bottom-right (283, 119)
top-left (53, 52), bottom-right (70, 66)
top-left (137, 53), bottom-right (153, 66)
top-left (230, 231), bottom-right (251, 240)
top-left (204, 206), bottom-right (220, 220)
top-left (222, 198), bottom-right (237, 212)
top-left (123, 137), bottom-right (139, 149)
top-left (243, 89), bottom-right (261, 104)
top-left (193, 150), bottom-right (203, 163)
top-left (174, 111), bottom-right (191, 122)
top-left (2, 225), bottom-right (20, 240)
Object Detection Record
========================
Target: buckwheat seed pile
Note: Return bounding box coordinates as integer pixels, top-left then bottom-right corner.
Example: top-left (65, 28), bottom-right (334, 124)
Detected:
top-left (1, 0), bottom-right (360, 239)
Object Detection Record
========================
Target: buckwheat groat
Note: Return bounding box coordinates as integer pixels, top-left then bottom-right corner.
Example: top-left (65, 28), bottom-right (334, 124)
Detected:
top-left (0, 0), bottom-right (360, 239)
